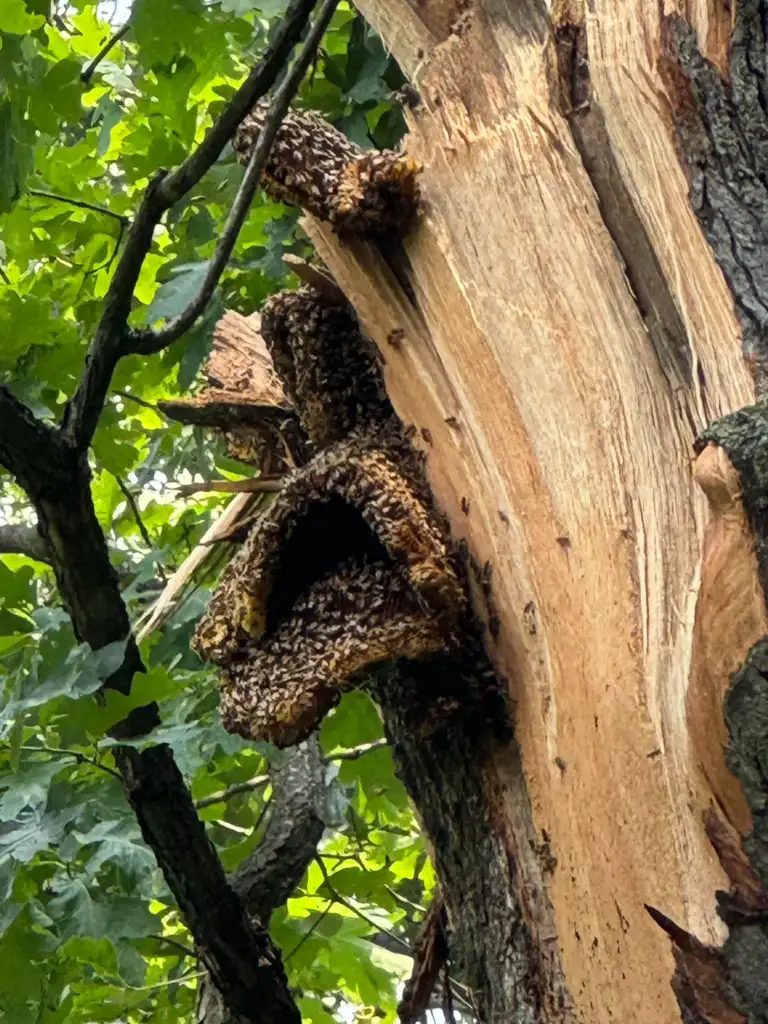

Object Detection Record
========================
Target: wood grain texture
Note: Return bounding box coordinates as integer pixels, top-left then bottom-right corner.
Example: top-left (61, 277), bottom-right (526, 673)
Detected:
top-left (304, 0), bottom-right (756, 1019)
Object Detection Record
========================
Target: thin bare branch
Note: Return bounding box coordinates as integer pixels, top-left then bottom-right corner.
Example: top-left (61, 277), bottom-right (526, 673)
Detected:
top-left (328, 738), bottom-right (388, 761)
top-left (315, 856), bottom-right (412, 952)
top-left (129, 0), bottom-right (340, 356)
top-left (195, 774), bottom-right (270, 809)
top-left (155, 0), bottom-right (319, 207)
top-left (80, 22), bottom-right (131, 84)
top-left (11, 742), bottom-right (122, 781)
top-left (0, 523), bottom-right (50, 563)
top-left (114, 390), bottom-right (160, 412)
top-left (61, 0), bottom-right (324, 454)
top-left (173, 477), bottom-right (284, 497)
top-left (150, 934), bottom-right (197, 959)
top-left (27, 188), bottom-right (129, 226)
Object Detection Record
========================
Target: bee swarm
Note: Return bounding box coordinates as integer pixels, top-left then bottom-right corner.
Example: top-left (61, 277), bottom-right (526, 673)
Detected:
top-left (234, 100), bottom-right (422, 235)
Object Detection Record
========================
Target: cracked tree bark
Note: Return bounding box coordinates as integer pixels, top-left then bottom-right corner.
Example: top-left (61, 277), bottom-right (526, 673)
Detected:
top-left (293, 0), bottom-right (768, 1020)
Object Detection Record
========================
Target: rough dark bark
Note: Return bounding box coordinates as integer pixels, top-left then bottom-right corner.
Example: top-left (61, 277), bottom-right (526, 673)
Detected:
top-left (372, 661), bottom-right (567, 1024)
top-left (120, 744), bottom-right (300, 1024)
top-left (0, 386), bottom-right (141, 695)
top-left (0, 523), bottom-right (50, 563)
top-left (0, 397), bottom-right (306, 1022)
top-left (660, 1), bottom-right (768, 393)
top-left (230, 739), bottom-right (325, 918)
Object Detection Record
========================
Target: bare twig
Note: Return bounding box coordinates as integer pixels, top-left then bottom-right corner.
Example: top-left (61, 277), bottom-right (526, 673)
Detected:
top-left (113, 390), bottom-right (162, 413)
top-left (195, 774), bottom-right (270, 810)
top-left (284, 902), bottom-right (333, 961)
top-left (327, 738), bottom-right (388, 761)
top-left (134, 492), bottom-right (255, 642)
top-left (0, 523), bottom-right (50, 563)
top-left (130, 0), bottom-right (340, 356)
top-left (27, 188), bottom-right (129, 226)
top-left (81, 22), bottom-right (131, 84)
top-left (61, 0), bottom-right (324, 454)
top-left (150, 934), bottom-right (197, 959)
top-left (11, 742), bottom-right (122, 781)
top-left (315, 856), bottom-right (411, 952)
top-left (155, 0), bottom-right (318, 208)
top-left (115, 475), bottom-right (154, 552)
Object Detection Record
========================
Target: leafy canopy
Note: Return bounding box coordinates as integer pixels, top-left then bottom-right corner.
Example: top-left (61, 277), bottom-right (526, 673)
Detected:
top-left (0, 2), bottom-right (436, 1022)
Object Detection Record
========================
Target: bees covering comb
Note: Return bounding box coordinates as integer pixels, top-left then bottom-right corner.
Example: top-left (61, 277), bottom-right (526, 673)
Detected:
top-left (260, 287), bottom-right (390, 446)
top-left (234, 99), bottom-right (422, 234)
top-left (193, 428), bottom-right (465, 676)
top-left (218, 560), bottom-right (451, 747)
top-left (191, 257), bottom-right (500, 748)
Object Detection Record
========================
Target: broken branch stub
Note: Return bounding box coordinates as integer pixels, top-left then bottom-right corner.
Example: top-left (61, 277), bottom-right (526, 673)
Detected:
top-left (159, 309), bottom-right (308, 474)
top-left (234, 100), bottom-right (422, 234)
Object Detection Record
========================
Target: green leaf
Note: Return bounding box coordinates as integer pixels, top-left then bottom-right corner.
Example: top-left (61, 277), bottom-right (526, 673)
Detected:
top-left (0, 760), bottom-right (65, 821)
top-left (48, 878), bottom-right (109, 939)
top-left (78, 817), bottom-right (156, 882)
top-left (0, 0), bottom-right (46, 33)
top-left (145, 262), bottom-right (209, 323)
top-left (0, 102), bottom-right (29, 214)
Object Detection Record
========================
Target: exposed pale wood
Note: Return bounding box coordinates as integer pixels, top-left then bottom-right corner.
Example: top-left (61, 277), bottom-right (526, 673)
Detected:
top-left (303, 0), bottom-right (756, 1018)
top-left (282, 254), bottom-right (345, 303)
top-left (208, 310), bottom-right (284, 403)
top-left (135, 493), bottom-right (255, 642)
top-left (172, 478), bottom-right (284, 497)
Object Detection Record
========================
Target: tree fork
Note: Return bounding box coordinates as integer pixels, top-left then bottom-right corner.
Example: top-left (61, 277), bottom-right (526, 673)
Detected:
top-left (299, 1), bottom-right (768, 1022)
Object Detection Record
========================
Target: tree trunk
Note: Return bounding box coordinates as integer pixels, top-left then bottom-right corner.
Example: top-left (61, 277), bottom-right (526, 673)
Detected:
top-left (300, 1), bottom-right (768, 1020)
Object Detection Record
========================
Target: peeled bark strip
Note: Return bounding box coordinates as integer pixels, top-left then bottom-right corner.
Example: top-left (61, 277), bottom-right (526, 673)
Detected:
top-left (234, 100), bottom-right (421, 234)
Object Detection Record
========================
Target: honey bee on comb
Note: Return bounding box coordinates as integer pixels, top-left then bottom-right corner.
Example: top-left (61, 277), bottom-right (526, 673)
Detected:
top-left (260, 287), bottom-right (390, 446)
top-left (192, 427), bottom-right (467, 748)
top-left (233, 99), bottom-right (422, 235)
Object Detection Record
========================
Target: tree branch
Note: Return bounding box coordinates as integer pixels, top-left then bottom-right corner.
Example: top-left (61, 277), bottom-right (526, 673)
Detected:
top-left (197, 741), bottom-right (326, 1024)
top-left (0, 387), bottom-right (60, 486)
top-left (80, 22), bottom-right (131, 84)
top-left (11, 742), bottom-right (122, 780)
top-left (173, 477), bottom-right (284, 497)
top-left (231, 739), bottom-right (325, 920)
top-left (129, 0), bottom-right (340, 356)
top-left (121, 742), bottom-right (301, 1024)
top-left (328, 738), bottom-right (388, 761)
top-left (0, 523), bottom-right (50, 563)
top-left (61, 0), bottom-right (325, 454)
top-left (27, 188), bottom-right (129, 226)
top-left (195, 773), bottom-right (270, 810)
top-left (155, 0), bottom-right (319, 208)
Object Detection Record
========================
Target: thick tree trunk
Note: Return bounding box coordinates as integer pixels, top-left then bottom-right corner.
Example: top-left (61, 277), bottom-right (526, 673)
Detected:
top-left (301, 1), bottom-right (768, 1020)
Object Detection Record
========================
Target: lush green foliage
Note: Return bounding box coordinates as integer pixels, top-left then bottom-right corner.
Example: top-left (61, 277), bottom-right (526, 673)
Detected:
top-left (0, 3), bottom-right (434, 1021)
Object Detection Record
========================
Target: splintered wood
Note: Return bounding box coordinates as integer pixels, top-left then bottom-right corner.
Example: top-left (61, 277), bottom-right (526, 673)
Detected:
top-left (159, 310), bottom-right (305, 474)
top-left (302, 0), bottom-right (757, 1020)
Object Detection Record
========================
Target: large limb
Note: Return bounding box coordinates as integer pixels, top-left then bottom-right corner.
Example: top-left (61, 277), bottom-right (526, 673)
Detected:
top-left (197, 739), bottom-right (326, 1024)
